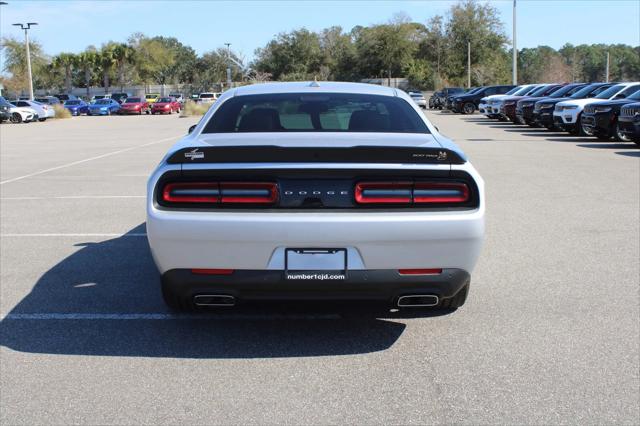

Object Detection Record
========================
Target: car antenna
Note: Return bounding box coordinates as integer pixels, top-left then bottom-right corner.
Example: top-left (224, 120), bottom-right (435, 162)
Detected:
top-left (309, 78), bottom-right (320, 88)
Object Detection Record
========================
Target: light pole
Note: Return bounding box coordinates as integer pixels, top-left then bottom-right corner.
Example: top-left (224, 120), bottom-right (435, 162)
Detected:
top-left (13, 22), bottom-right (38, 100)
top-left (512, 0), bottom-right (517, 85)
top-left (467, 41), bottom-right (471, 88)
top-left (224, 42), bottom-right (232, 90)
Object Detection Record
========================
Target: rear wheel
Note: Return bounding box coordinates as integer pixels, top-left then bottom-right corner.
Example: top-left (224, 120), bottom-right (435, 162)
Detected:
top-left (38, 118), bottom-right (46, 122)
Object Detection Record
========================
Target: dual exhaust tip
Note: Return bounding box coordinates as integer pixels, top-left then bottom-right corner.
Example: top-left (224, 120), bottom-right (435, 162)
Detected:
top-left (193, 294), bottom-right (439, 308)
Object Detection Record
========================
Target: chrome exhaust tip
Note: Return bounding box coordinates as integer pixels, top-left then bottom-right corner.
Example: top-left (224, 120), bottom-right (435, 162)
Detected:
top-left (193, 294), bottom-right (236, 307)
top-left (397, 295), bottom-right (439, 307)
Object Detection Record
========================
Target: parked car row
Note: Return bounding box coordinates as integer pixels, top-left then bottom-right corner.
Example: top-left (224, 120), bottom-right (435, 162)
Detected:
top-left (0, 96), bottom-right (55, 124)
top-left (462, 81), bottom-right (640, 144)
top-left (62, 96), bottom-right (183, 116)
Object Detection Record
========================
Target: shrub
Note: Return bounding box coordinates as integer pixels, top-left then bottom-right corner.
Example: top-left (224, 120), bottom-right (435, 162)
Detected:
top-left (180, 101), bottom-right (211, 117)
top-left (52, 103), bottom-right (72, 119)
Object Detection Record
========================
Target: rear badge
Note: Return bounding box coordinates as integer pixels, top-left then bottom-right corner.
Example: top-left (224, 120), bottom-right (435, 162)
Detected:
top-left (412, 151), bottom-right (448, 161)
top-left (184, 149), bottom-right (204, 160)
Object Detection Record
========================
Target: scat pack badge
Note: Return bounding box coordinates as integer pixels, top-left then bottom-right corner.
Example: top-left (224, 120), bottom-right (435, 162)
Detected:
top-left (184, 148), bottom-right (204, 160)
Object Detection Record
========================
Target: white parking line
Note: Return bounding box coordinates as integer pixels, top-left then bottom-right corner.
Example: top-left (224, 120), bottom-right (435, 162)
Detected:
top-left (1, 195), bottom-right (145, 200)
top-left (0, 233), bottom-right (147, 237)
top-left (0, 135), bottom-right (181, 185)
top-left (1, 313), bottom-right (341, 320)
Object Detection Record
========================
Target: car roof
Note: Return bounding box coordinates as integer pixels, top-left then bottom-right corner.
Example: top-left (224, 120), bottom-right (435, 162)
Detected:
top-left (233, 81), bottom-right (397, 97)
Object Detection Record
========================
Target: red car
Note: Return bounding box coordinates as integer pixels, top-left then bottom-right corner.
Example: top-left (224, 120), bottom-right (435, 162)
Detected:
top-left (119, 97), bottom-right (150, 115)
top-left (151, 97), bottom-right (181, 114)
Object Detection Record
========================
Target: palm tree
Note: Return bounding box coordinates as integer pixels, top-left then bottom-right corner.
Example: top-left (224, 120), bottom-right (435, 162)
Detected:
top-left (98, 45), bottom-right (116, 94)
top-left (111, 43), bottom-right (135, 91)
top-left (76, 49), bottom-right (98, 98)
top-left (51, 52), bottom-right (76, 94)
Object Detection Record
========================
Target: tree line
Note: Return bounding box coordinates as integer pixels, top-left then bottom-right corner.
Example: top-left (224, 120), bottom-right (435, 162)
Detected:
top-left (1, 0), bottom-right (638, 96)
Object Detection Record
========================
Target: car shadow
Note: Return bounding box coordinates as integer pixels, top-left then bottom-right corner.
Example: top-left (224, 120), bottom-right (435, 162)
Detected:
top-left (0, 224), bottom-right (420, 359)
top-left (576, 143), bottom-right (639, 150)
top-left (616, 151), bottom-right (640, 157)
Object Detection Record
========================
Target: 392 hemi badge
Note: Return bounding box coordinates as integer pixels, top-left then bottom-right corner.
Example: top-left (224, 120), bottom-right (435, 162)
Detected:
top-left (184, 149), bottom-right (204, 160)
top-left (412, 151), bottom-right (448, 161)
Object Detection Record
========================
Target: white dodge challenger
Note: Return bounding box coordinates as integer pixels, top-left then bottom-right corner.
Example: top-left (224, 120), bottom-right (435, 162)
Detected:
top-left (147, 82), bottom-right (485, 311)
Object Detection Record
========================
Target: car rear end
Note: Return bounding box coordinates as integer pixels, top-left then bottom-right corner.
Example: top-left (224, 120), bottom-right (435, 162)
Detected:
top-left (147, 84), bottom-right (485, 312)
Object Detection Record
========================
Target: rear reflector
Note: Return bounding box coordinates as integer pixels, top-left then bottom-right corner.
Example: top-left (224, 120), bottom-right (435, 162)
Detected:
top-left (191, 269), bottom-right (235, 275)
top-left (355, 181), bottom-right (470, 204)
top-left (162, 182), bottom-right (277, 205)
top-left (398, 269), bottom-right (443, 275)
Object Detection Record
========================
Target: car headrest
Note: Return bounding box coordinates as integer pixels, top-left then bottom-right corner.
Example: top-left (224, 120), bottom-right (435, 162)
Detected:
top-left (238, 108), bottom-right (282, 132)
top-left (348, 110), bottom-right (390, 131)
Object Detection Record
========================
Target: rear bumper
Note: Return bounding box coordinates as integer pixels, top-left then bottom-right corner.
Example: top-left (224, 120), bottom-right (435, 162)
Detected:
top-left (162, 268), bottom-right (471, 304)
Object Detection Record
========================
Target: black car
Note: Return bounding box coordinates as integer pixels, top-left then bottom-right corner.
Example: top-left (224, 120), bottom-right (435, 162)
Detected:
top-left (437, 87), bottom-right (464, 110)
top-left (452, 85), bottom-right (515, 114)
top-left (445, 87), bottom-right (478, 110)
top-left (581, 88), bottom-right (640, 141)
top-left (55, 94), bottom-right (79, 102)
top-left (111, 92), bottom-right (132, 104)
top-left (532, 83), bottom-right (615, 129)
top-left (429, 91), bottom-right (442, 109)
top-left (521, 83), bottom-right (587, 127)
top-left (0, 96), bottom-right (12, 123)
top-left (618, 102), bottom-right (640, 144)
top-left (514, 84), bottom-right (566, 125)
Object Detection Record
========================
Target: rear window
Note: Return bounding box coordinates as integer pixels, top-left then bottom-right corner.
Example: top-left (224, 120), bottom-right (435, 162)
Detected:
top-left (65, 100), bottom-right (80, 105)
top-left (125, 98), bottom-right (141, 103)
top-left (158, 98), bottom-right (173, 103)
top-left (203, 93), bottom-right (429, 134)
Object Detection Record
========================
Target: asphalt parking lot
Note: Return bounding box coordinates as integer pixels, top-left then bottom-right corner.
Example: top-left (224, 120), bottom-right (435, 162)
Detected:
top-left (1, 111), bottom-right (638, 424)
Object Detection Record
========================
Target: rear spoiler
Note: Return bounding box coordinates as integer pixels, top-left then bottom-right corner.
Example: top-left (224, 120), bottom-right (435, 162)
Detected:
top-left (167, 146), bottom-right (466, 165)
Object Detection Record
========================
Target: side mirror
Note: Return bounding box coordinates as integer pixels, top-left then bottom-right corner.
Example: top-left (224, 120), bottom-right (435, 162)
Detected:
top-left (188, 124), bottom-right (196, 134)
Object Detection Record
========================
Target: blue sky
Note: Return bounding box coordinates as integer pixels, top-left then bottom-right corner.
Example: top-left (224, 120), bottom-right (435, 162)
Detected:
top-left (1, 0), bottom-right (638, 62)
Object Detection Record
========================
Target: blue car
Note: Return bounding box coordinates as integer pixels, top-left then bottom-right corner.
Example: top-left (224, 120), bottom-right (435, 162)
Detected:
top-left (87, 98), bottom-right (120, 115)
top-left (63, 99), bottom-right (89, 116)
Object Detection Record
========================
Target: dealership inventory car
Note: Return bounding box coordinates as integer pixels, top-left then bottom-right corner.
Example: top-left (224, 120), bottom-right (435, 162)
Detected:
top-left (0, 97), bottom-right (13, 122)
top-left (54, 93), bottom-right (79, 103)
top-left (151, 97), bottom-right (181, 114)
top-left (145, 93), bottom-right (161, 104)
top-left (500, 84), bottom-right (555, 122)
top-left (581, 88), bottom-right (640, 141)
top-left (618, 102), bottom-right (640, 144)
top-left (87, 98), bottom-right (121, 115)
top-left (63, 99), bottom-right (89, 116)
top-left (479, 85), bottom-right (535, 118)
top-left (514, 84), bottom-right (564, 124)
top-left (445, 87), bottom-right (479, 111)
top-left (198, 92), bottom-right (219, 104)
top-left (147, 82), bottom-right (485, 311)
top-left (90, 94), bottom-right (111, 103)
top-left (452, 85), bottom-right (515, 114)
top-left (408, 91), bottom-right (427, 108)
top-left (7, 101), bottom-right (37, 123)
top-left (119, 97), bottom-right (150, 115)
top-left (13, 99), bottom-right (55, 121)
top-left (554, 82), bottom-right (640, 135)
top-left (517, 83), bottom-right (587, 127)
top-left (532, 83), bottom-right (614, 129)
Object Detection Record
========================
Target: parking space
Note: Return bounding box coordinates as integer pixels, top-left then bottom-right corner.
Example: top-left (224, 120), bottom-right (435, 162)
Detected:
top-left (0, 111), bottom-right (638, 424)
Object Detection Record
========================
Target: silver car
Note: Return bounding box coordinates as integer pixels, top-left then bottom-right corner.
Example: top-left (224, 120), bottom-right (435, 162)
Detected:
top-left (147, 82), bottom-right (485, 312)
top-left (408, 91), bottom-right (427, 109)
top-left (13, 100), bottom-right (55, 121)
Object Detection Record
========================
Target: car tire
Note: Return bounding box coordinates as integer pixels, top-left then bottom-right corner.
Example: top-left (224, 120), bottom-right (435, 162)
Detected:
top-left (10, 113), bottom-right (22, 124)
top-left (614, 122), bottom-right (630, 142)
top-left (462, 103), bottom-right (475, 115)
top-left (106, 110), bottom-right (111, 116)
top-left (38, 118), bottom-right (46, 122)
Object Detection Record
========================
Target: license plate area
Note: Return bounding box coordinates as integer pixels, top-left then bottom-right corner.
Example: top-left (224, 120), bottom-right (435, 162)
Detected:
top-left (285, 248), bottom-right (347, 280)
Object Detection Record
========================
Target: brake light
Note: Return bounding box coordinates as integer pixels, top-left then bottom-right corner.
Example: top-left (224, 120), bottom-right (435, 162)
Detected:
top-left (355, 182), bottom-right (412, 204)
top-left (413, 182), bottom-right (469, 203)
top-left (355, 181), bottom-right (470, 205)
top-left (162, 182), bottom-right (278, 205)
top-left (163, 182), bottom-right (219, 203)
top-left (398, 269), bottom-right (442, 275)
top-left (220, 182), bottom-right (278, 204)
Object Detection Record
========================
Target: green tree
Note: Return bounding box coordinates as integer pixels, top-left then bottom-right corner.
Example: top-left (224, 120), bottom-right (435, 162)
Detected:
top-left (0, 36), bottom-right (48, 95)
top-left (98, 44), bottom-right (116, 93)
top-left (51, 52), bottom-right (77, 93)
top-left (253, 28), bottom-right (323, 80)
top-left (76, 47), bottom-right (99, 98)
top-left (111, 43), bottom-right (135, 90)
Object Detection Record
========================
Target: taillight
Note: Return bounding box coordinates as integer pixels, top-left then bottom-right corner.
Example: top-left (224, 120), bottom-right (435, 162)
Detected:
top-left (220, 182), bottom-right (278, 204)
top-left (355, 182), bottom-right (412, 204)
top-left (163, 182), bottom-right (219, 203)
top-left (355, 181), bottom-right (470, 205)
top-left (161, 182), bottom-right (277, 205)
top-left (413, 182), bottom-right (469, 203)
top-left (191, 268), bottom-right (234, 275)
